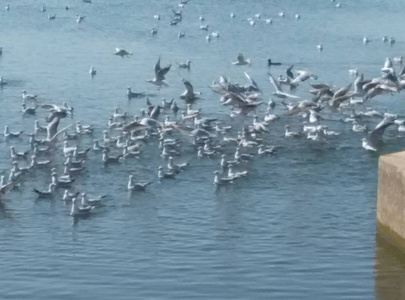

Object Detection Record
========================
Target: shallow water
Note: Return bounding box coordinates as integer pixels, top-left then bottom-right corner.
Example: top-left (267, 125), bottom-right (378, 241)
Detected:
top-left (0, 0), bottom-right (405, 299)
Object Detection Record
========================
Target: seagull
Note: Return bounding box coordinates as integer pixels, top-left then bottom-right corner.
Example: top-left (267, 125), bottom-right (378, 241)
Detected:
top-left (33, 183), bottom-right (56, 198)
top-left (180, 79), bottom-right (200, 103)
top-left (258, 145), bottom-right (276, 156)
top-left (127, 175), bottom-right (152, 191)
top-left (102, 150), bottom-right (122, 164)
top-left (22, 103), bottom-right (39, 115)
top-left (114, 48), bottom-right (133, 58)
top-left (127, 88), bottom-right (145, 99)
top-left (316, 44), bottom-right (323, 51)
top-left (284, 125), bottom-right (301, 138)
top-left (81, 192), bottom-right (105, 206)
top-left (362, 117), bottom-right (395, 151)
top-left (213, 171), bottom-right (233, 186)
top-left (232, 53), bottom-right (251, 66)
top-left (0, 76), bottom-right (7, 87)
top-left (158, 166), bottom-right (176, 180)
top-left (268, 73), bottom-right (300, 99)
top-left (70, 197), bottom-right (94, 217)
top-left (177, 60), bottom-right (191, 70)
top-left (10, 146), bottom-right (29, 160)
top-left (295, 14), bottom-right (300, 20)
top-left (76, 15), bottom-right (86, 23)
top-left (265, 18), bottom-right (272, 24)
top-left (167, 156), bottom-right (189, 173)
top-left (363, 36), bottom-right (370, 44)
top-left (63, 190), bottom-right (79, 202)
top-left (89, 66), bottom-right (96, 76)
top-left (352, 121), bottom-right (367, 132)
top-left (22, 90), bottom-right (37, 101)
top-left (4, 126), bottom-right (23, 138)
top-left (154, 14), bottom-right (160, 20)
top-left (148, 56), bottom-right (171, 87)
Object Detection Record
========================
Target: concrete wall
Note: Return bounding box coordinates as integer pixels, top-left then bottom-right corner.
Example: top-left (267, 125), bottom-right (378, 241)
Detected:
top-left (377, 151), bottom-right (405, 251)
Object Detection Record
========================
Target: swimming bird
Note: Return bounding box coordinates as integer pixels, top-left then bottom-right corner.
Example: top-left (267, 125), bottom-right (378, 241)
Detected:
top-left (89, 66), bottom-right (96, 76)
top-left (285, 125), bottom-right (301, 138)
top-left (127, 175), bottom-right (152, 191)
top-left (180, 79), bottom-right (200, 103)
top-left (178, 32), bottom-right (185, 38)
top-left (63, 190), bottom-right (79, 202)
top-left (102, 150), bottom-right (122, 164)
top-left (4, 126), bottom-right (23, 139)
top-left (48, 14), bottom-right (56, 20)
top-left (258, 145), bottom-right (276, 156)
top-left (70, 197), bottom-right (94, 217)
top-left (352, 121), bottom-right (367, 132)
top-left (363, 36), bottom-right (370, 44)
top-left (10, 146), bottom-right (29, 160)
top-left (33, 183), bottom-right (56, 198)
top-left (199, 24), bottom-right (209, 31)
top-left (213, 171), bottom-right (233, 185)
top-left (0, 76), bottom-right (7, 87)
top-left (177, 60), bottom-right (191, 70)
top-left (114, 48), bottom-right (133, 58)
top-left (22, 103), bottom-right (39, 115)
top-left (151, 27), bottom-right (158, 35)
top-left (167, 156), bottom-right (189, 173)
top-left (81, 192), bottom-right (105, 206)
top-left (127, 88), bottom-right (145, 99)
top-left (22, 90), bottom-right (37, 101)
top-left (228, 164), bottom-right (248, 179)
top-left (76, 15), bottom-right (86, 24)
top-left (158, 166), bottom-right (175, 180)
top-left (232, 53), bottom-right (251, 66)
top-left (268, 59), bottom-right (282, 67)
top-left (41, 5), bottom-right (46, 12)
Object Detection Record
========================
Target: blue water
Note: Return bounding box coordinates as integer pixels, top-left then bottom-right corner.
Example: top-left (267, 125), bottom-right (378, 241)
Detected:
top-left (0, 0), bottom-right (405, 299)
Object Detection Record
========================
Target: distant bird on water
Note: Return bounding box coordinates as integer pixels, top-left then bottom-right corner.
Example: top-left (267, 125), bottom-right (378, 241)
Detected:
top-left (268, 59), bottom-right (282, 67)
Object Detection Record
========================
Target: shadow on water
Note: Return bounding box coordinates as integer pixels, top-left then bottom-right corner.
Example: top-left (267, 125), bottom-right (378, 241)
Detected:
top-left (375, 234), bottom-right (405, 300)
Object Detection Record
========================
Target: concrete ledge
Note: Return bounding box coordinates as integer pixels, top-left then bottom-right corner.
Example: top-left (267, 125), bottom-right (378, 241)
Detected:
top-left (377, 151), bottom-right (405, 252)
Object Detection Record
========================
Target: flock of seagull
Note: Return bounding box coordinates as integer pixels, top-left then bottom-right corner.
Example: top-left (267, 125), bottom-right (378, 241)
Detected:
top-left (0, 0), bottom-right (404, 220)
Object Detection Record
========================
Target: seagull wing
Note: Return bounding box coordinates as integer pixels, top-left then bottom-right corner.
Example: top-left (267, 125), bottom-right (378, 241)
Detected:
top-left (154, 56), bottom-right (161, 77)
top-left (49, 124), bottom-right (73, 142)
top-left (171, 123), bottom-right (194, 136)
top-left (286, 65), bottom-right (294, 79)
top-left (244, 72), bottom-right (259, 89)
top-left (182, 78), bottom-right (194, 94)
top-left (368, 118), bottom-right (395, 146)
top-left (268, 73), bottom-right (282, 92)
top-left (121, 121), bottom-right (147, 132)
top-left (0, 181), bottom-right (19, 198)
